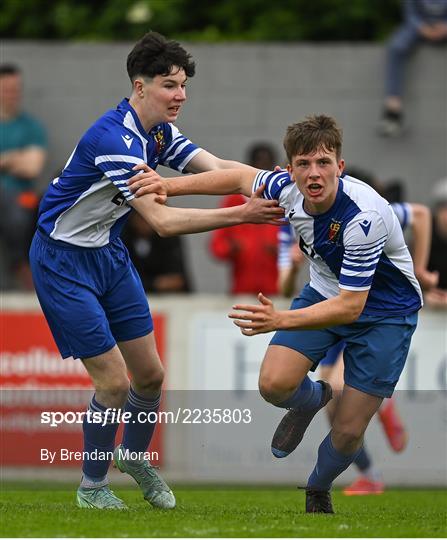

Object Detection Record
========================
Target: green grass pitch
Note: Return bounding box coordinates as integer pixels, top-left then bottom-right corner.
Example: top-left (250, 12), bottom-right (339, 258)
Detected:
top-left (1, 482), bottom-right (446, 537)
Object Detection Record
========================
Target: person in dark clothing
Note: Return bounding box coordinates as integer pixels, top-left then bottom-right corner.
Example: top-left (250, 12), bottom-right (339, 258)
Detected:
top-left (122, 211), bottom-right (192, 293)
top-left (426, 178), bottom-right (447, 307)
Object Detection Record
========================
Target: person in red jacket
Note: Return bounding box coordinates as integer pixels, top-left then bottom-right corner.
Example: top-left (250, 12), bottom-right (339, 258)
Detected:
top-left (210, 143), bottom-right (280, 295)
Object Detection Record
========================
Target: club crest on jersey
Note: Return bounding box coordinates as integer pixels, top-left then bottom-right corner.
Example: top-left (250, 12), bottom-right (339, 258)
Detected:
top-left (328, 219), bottom-right (342, 243)
top-left (153, 128), bottom-right (166, 154)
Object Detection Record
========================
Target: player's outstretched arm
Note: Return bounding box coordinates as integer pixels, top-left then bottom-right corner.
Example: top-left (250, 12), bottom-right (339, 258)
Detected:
top-left (129, 188), bottom-right (284, 237)
top-left (183, 149), bottom-right (255, 173)
top-left (228, 289), bottom-right (369, 336)
top-left (128, 163), bottom-right (258, 199)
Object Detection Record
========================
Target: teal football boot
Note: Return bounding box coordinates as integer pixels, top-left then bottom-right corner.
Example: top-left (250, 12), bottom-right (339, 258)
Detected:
top-left (76, 485), bottom-right (128, 509)
top-left (113, 445), bottom-right (175, 509)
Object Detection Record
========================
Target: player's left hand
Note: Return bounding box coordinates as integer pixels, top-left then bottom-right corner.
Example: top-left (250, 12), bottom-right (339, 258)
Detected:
top-left (415, 268), bottom-right (439, 290)
top-left (241, 185), bottom-right (285, 225)
top-left (127, 163), bottom-right (167, 203)
top-left (228, 293), bottom-right (282, 335)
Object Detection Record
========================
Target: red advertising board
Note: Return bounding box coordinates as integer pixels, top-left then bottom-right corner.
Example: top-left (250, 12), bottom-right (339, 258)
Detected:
top-left (0, 311), bottom-right (165, 467)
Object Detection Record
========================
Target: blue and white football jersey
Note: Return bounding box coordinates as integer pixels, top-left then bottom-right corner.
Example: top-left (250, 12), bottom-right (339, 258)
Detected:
top-left (278, 200), bottom-right (414, 270)
top-left (255, 171), bottom-right (422, 316)
top-left (37, 98), bottom-right (202, 247)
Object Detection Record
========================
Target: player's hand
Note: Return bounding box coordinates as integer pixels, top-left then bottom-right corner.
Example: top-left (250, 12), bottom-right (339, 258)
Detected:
top-left (424, 287), bottom-right (447, 309)
top-left (127, 163), bottom-right (167, 203)
top-left (241, 184), bottom-right (285, 225)
top-left (228, 293), bottom-right (282, 335)
top-left (415, 268), bottom-right (439, 291)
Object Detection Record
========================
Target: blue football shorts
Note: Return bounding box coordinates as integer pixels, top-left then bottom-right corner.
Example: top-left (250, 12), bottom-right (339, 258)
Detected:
top-left (29, 231), bottom-right (153, 360)
top-left (319, 340), bottom-right (346, 367)
top-left (270, 284), bottom-right (418, 398)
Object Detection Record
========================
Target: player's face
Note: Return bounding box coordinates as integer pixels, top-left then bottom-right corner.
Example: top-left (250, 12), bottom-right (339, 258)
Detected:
top-left (287, 148), bottom-right (344, 214)
top-left (0, 74), bottom-right (22, 117)
top-left (141, 67), bottom-right (187, 125)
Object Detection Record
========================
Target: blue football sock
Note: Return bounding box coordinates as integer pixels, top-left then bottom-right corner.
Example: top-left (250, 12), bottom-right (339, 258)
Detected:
top-left (354, 445), bottom-right (372, 472)
top-left (277, 376), bottom-right (323, 411)
top-left (121, 387), bottom-right (160, 454)
top-left (307, 432), bottom-right (362, 490)
top-left (82, 394), bottom-right (120, 481)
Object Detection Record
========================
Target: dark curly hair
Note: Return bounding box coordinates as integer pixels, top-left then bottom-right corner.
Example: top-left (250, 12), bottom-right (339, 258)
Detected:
top-left (127, 32), bottom-right (195, 81)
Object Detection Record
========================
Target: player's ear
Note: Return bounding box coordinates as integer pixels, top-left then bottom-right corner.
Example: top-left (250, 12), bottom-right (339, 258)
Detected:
top-left (338, 159), bottom-right (345, 177)
top-left (133, 78), bottom-right (145, 98)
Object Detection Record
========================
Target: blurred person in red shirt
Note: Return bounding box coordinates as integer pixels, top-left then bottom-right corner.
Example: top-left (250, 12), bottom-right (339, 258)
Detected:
top-left (210, 143), bottom-right (281, 295)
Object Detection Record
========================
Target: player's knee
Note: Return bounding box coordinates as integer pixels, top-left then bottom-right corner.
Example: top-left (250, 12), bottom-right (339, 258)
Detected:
top-left (135, 364), bottom-right (165, 393)
top-left (258, 373), bottom-right (296, 404)
top-left (331, 422), bottom-right (364, 450)
top-left (96, 377), bottom-right (130, 407)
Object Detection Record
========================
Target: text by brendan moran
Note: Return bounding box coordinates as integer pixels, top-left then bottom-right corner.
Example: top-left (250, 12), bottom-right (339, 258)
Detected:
top-left (41, 448), bottom-right (159, 464)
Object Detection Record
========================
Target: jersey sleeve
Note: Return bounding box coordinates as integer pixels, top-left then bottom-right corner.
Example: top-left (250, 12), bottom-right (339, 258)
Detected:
top-left (252, 170), bottom-right (293, 201)
top-left (278, 222), bottom-right (294, 270)
top-left (391, 202), bottom-right (413, 232)
top-left (94, 129), bottom-right (146, 202)
top-left (158, 124), bottom-right (202, 172)
top-left (339, 211), bottom-right (388, 291)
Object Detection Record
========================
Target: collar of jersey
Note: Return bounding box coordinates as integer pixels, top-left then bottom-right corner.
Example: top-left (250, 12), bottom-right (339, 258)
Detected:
top-left (118, 98), bottom-right (154, 141)
top-left (301, 178), bottom-right (344, 218)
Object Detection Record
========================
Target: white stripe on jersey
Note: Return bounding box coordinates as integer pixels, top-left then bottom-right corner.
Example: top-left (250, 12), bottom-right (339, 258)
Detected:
top-left (252, 170), bottom-right (272, 195)
top-left (123, 111), bottom-right (148, 162)
top-left (341, 267), bottom-right (377, 278)
top-left (160, 125), bottom-right (202, 172)
top-left (342, 253), bottom-right (383, 267)
top-left (103, 168), bottom-right (133, 178)
top-left (163, 139), bottom-right (192, 164)
top-left (50, 178), bottom-right (132, 246)
top-left (161, 124), bottom-right (183, 157)
top-left (177, 147), bottom-right (202, 171)
top-left (95, 154), bottom-right (144, 166)
top-left (343, 247), bottom-right (384, 262)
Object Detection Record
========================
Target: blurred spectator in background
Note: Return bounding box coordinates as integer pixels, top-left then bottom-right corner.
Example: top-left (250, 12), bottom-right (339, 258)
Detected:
top-left (277, 222), bottom-right (308, 298)
top-left (210, 142), bottom-right (280, 295)
top-left (122, 212), bottom-right (193, 293)
top-left (0, 63), bottom-right (47, 289)
top-left (379, 0), bottom-right (447, 137)
top-left (425, 177), bottom-right (447, 308)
